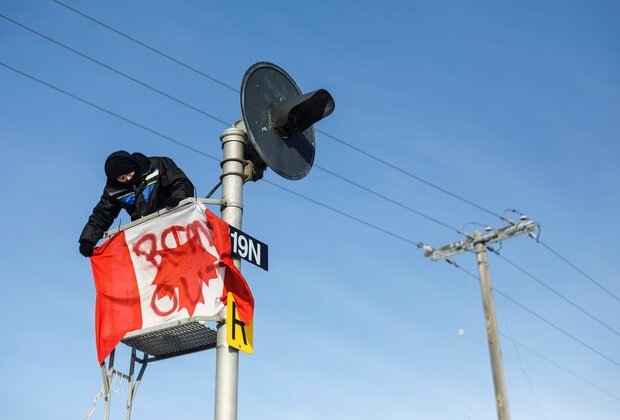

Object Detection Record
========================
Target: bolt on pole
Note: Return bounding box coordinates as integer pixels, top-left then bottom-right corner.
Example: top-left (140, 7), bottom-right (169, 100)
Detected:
top-left (214, 126), bottom-right (246, 420)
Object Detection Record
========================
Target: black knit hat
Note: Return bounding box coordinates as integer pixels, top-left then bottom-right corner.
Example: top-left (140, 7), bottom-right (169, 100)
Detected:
top-left (104, 150), bottom-right (139, 180)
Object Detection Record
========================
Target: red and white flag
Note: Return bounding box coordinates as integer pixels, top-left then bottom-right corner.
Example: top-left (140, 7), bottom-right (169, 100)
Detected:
top-left (89, 202), bottom-right (253, 363)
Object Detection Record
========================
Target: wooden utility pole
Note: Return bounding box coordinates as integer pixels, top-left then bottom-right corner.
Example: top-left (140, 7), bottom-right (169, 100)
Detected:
top-left (422, 217), bottom-right (538, 420)
top-left (474, 232), bottom-right (510, 419)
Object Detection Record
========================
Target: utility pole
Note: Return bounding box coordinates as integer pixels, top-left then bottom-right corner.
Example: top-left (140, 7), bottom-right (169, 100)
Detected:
top-left (422, 217), bottom-right (538, 420)
top-left (214, 125), bottom-right (247, 420)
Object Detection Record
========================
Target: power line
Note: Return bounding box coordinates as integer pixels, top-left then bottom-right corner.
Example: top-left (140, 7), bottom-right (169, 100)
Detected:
top-left (500, 333), bottom-right (620, 402)
top-left (0, 60), bottom-right (419, 249)
top-left (5, 60), bottom-right (619, 403)
top-left (427, 252), bottom-right (620, 372)
top-left (493, 288), bottom-right (620, 370)
top-left (0, 13), bottom-right (231, 127)
top-left (501, 315), bottom-right (546, 420)
top-left (433, 246), bottom-right (620, 403)
top-left (536, 238), bottom-right (620, 304)
top-left (315, 127), bottom-right (505, 221)
top-left (263, 179), bottom-right (419, 246)
top-left (490, 249), bottom-right (620, 340)
top-left (0, 29), bottom-right (620, 354)
top-left (50, 0), bottom-right (238, 93)
top-left (313, 165), bottom-right (463, 235)
top-left (0, 61), bottom-right (220, 164)
top-left (19, 11), bottom-right (614, 341)
top-left (1, 13), bottom-right (463, 237)
top-left (48, 0), bottom-right (504, 220)
top-left (49, 0), bottom-right (617, 311)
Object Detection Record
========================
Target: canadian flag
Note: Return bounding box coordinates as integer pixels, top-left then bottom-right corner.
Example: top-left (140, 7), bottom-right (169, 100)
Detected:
top-left (89, 202), bottom-right (253, 364)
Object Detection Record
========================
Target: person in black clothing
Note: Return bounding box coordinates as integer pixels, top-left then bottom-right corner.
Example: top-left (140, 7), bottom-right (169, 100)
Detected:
top-left (78, 150), bottom-right (195, 257)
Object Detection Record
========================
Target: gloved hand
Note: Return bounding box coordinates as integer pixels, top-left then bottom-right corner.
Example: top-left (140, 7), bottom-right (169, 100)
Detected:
top-left (79, 240), bottom-right (94, 257)
top-left (164, 196), bottom-right (182, 208)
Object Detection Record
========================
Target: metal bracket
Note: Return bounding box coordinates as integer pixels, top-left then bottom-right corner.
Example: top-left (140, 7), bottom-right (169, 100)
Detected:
top-left (424, 218), bottom-right (538, 261)
top-left (103, 198), bottom-right (224, 239)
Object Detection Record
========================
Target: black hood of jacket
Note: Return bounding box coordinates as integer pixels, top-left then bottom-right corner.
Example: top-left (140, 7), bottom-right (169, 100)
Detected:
top-left (105, 151), bottom-right (151, 187)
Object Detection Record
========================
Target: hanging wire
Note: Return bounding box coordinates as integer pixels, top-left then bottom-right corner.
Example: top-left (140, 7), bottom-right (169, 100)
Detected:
top-left (500, 333), bottom-right (620, 402)
top-left (501, 314), bottom-right (547, 419)
top-left (82, 386), bottom-right (104, 420)
top-left (448, 262), bottom-right (620, 402)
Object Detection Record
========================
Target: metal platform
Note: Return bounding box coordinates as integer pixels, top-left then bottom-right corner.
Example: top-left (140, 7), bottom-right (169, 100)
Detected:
top-left (93, 317), bottom-right (220, 420)
top-left (92, 198), bottom-right (225, 420)
top-left (122, 317), bottom-right (218, 361)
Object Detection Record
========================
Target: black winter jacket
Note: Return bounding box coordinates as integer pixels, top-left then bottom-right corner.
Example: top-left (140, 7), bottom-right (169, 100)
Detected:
top-left (79, 155), bottom-right (194, 245)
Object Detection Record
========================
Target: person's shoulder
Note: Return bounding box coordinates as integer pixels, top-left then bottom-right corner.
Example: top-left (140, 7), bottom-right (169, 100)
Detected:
top-left (147, 156), bottom-right (172, 164)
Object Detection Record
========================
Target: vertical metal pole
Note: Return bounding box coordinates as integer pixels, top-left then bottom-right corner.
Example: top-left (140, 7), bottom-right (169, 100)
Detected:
top-left (125, 348), bottom-right (137, 420)
top-left (474, 234), bottom-right (511, 420)
top-left (100, 363), bottom-right (111, 420)
top-left (214, 126), bottom-right (246, 420)
top-left (101, 349), bottom-right (115, 420)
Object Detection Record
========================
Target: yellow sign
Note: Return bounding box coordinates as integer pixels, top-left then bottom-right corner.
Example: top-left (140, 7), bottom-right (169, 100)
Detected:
top-left (226, 292), bottom-right (253, 354)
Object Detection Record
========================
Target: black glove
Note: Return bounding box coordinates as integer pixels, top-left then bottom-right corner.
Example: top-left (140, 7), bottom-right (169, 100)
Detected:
top-left (164, 196), bottom-right (182, 208)
top-left (79, 240), bottom-right (94, 257)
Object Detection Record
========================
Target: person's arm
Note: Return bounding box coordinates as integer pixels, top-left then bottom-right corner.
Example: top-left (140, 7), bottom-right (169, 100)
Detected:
top-left (78, 191), bottom-right (121, 255)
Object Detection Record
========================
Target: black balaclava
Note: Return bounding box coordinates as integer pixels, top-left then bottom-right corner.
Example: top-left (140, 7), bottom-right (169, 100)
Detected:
top-left (105, 150), bottom-right (140, 184)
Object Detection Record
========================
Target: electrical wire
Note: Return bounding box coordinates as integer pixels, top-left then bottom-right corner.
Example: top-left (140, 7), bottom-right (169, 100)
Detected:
top-left (489, 248), bottom-right (620, 339)
top-left (16, 11), bottom-right (615, 343)
top-left (48, 0), bottom-right (618, 312)
top-left (536, 239), bottom-right (620, 304)
top-left (506, 209), bottom-right (620, 304)
top-left (0, 61), bottom-right (220, 164)
top-left (0, 13), bottom-right (231, 127)
top-left (501, 313), bottom-right (547, 419)
top-left (313, 165), bottom-right (463, 235)
top-left (263, 179), bottom-right (419, 246)
top-left (48, 0), bottom-right (505, 220)
top-left (4, 59), bottom-right (618, 404)
top-left (50, 0), bottom-right (238, 93)
top-left (0, 13), bottom-right (463, 236)
top-left (500, 333), bottom-right (620, 402)
top-left (0, 60), bottom-right (420, 249)
top-left (493, 288), bottom-right (620, 370)
top-left (449, 262), bottom-right (620, 402)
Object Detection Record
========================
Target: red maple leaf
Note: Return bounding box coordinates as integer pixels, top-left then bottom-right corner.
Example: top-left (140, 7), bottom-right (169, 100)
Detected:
top-left (151, 235), bottom-right (219, 316)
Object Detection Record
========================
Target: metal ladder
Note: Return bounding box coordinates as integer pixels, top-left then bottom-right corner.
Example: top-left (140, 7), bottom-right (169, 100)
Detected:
top-left (94, 317), bottom-right (218, 420)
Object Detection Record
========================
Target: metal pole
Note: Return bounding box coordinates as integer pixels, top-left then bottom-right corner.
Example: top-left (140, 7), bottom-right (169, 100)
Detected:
top-left (100, 363), bottom-right (111, 420)
top-left (125, 348), bottom-right (137, 420)
top-left (214, 126), bottom-right (246, 420)
top-left (474, 234), bottom-right (511, 420)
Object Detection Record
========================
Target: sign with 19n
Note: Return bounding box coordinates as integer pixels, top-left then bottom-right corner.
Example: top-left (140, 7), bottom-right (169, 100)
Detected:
top-left (229, 226), bottom-right (268, 271)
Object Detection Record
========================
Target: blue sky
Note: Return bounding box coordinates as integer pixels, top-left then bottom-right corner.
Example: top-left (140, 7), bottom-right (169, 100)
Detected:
top-left (1, 1), bottom-right (619, 419)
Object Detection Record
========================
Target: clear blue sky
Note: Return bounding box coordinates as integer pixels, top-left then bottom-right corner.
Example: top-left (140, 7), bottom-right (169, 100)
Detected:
top-left (1, 1), bottom-right (618, 419)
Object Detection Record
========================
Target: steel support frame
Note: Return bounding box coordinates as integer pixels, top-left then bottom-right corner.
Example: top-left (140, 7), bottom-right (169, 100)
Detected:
top-left (98, 349), bottom-right (148, 420)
